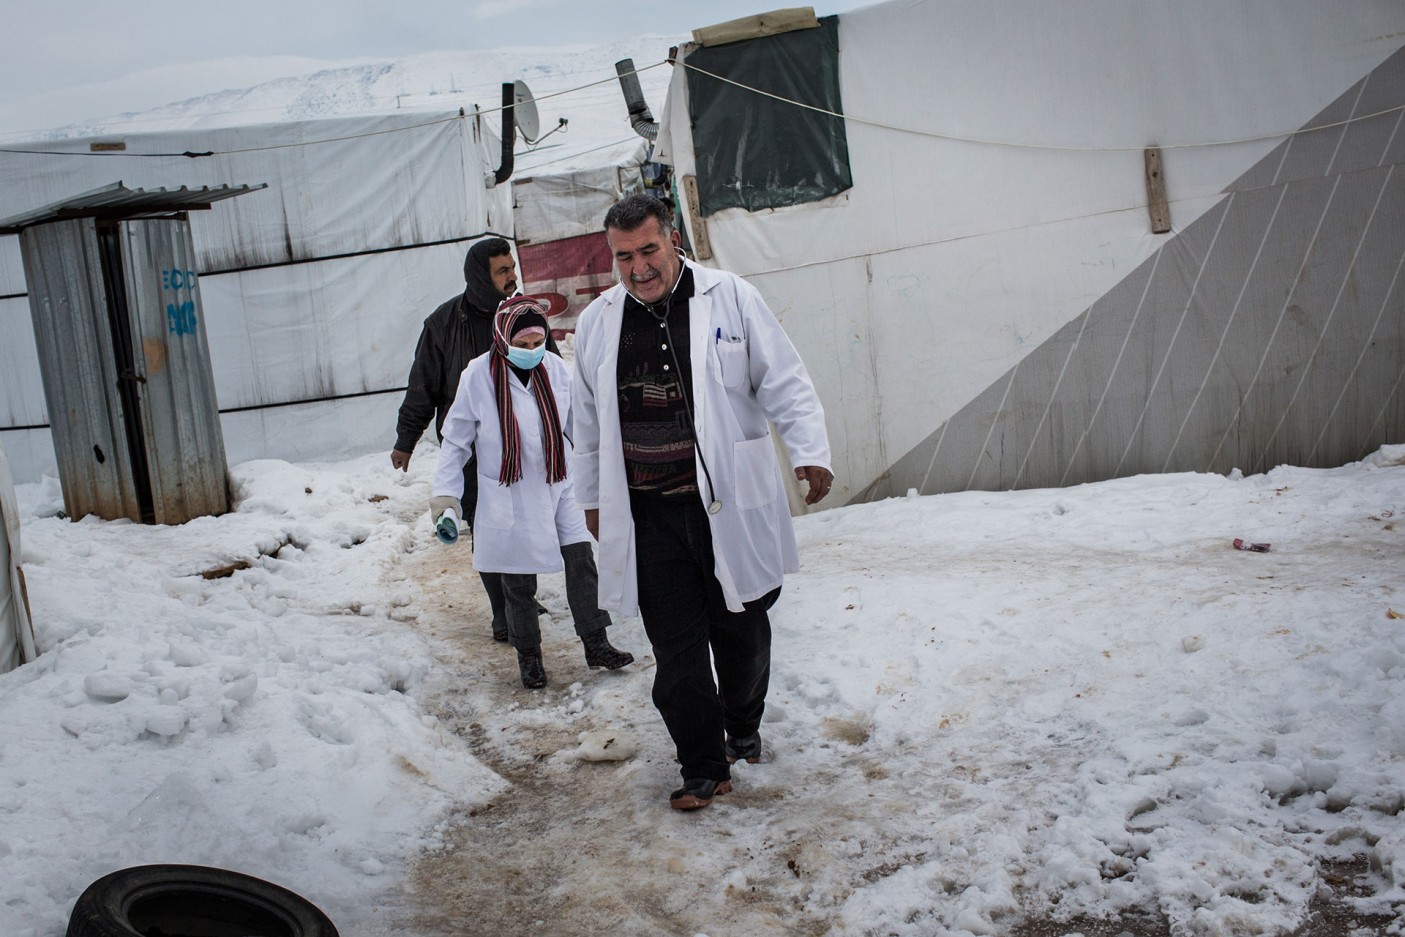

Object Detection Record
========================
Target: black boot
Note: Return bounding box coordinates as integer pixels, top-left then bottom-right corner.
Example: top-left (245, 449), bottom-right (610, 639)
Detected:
top-left (725, 731), bottom-right (763, 764)
top-left (669, 777), bottom-right (732, 811)
top-left (517, 646), bottom-right (547, 689)
top-left (480, 572), bottom-right (510, 642)
top-left (581, 630), bottom-right (634, 670)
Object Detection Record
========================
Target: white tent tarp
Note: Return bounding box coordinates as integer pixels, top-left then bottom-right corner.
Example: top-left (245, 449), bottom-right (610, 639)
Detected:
top-left (657, 0), bottom-right (1405, 505)
top-left (513, 140), bottom-right (648, 333)
top-left (508, 55), bottom-right (673, 332)
top-left (0, 110), bottom-right (512, 483)
top-left (0, 443), bottom-right (36, 673)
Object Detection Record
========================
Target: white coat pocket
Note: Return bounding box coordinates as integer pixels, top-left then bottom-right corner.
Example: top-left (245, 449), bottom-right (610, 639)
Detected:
top-left (732, 436), bottom-right (780, 510)
top-left (714, 338), bottom-right (749, 389)
top-left (475, 473), bottom-right (516, 530)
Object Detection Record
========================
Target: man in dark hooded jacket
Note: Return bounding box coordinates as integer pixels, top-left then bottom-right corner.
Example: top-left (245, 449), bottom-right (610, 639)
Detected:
top-left (391, 237), bottom-right (557, 640)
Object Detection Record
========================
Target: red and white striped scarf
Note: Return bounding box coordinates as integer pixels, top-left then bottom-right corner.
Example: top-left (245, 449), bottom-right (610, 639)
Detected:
top-left (491, 297), bottom-right (567, 486)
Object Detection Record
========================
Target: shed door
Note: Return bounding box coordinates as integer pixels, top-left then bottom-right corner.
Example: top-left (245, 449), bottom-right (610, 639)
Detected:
top-left (118, 218), bottom-right (229, 523)
top-left (20, 218), bottom-right (145, 522)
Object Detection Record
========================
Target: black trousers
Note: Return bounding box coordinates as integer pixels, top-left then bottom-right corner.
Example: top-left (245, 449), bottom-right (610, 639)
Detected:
top-left (630, 491), bottom-right (779, 782)
top-left (501, 542), bottom-right (612, 651)
top-left (460, 456), bottom-right (509, 638)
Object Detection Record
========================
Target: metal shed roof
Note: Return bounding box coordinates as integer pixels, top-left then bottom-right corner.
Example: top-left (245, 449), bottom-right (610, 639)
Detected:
top-left (0, 181), bottom-right (266, 234)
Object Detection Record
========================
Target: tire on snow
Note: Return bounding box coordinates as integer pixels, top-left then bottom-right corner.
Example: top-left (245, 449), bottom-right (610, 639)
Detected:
top-left (66, 864), bottom-right (339, 937)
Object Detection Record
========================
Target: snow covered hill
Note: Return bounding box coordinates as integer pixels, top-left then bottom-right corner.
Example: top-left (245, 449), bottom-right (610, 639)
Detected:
top-left (23, 38), bottom-right (683, 154)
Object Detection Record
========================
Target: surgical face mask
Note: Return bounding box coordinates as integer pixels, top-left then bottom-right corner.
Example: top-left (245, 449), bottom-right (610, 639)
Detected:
top-left (507, 344), bottom-right (546, 369)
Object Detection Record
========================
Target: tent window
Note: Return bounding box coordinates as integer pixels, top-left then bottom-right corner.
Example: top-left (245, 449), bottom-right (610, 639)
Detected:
top-left (686, 15), bottom-right (851, 216)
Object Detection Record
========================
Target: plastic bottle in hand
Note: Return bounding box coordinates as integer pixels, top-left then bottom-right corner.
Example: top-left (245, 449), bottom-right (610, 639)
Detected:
top-left (435, 507), bottom-right (460, 545)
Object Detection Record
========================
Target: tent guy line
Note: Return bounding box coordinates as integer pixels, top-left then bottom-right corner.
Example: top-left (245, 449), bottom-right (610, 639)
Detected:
top-left (694, 199), bottom-right (1181, 282)
top-left (13, 53), bottom-right (1398, 162)
top-left (471, 58), bottom-right (671, 116)
top-left (679, 58), bottom-right (1405, 152)
top-left (514, 135), bottom-right (651, 173)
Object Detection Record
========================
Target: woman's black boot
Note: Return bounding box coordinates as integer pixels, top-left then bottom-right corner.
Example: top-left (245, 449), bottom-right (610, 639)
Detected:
top-left (517, 646), bottom-right (547, 689)
top-left (581, 630), bottom-right (634, 670)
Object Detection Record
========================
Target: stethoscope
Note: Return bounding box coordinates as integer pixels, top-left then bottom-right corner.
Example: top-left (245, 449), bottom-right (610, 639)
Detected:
top-left (622, 252), bottom-right (724, 515)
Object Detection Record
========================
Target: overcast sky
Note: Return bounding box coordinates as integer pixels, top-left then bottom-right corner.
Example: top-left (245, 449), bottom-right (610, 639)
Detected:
top-left (1, 0), bottom-right (869, 138)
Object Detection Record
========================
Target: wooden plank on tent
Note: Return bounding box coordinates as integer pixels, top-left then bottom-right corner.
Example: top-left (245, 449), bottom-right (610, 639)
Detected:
top-left (681, 176), bottom-right (713, 260)
top-left (693, 7), bottom-right (819, 47)
top-left (1145, 147), bottom-right (1171, 234)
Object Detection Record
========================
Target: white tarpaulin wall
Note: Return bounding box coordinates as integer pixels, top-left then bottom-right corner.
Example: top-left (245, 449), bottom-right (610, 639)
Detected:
top-left (508, 52), bottom-right (675, 333)
top-left (513, 140), bottom-right (647, 333)
top-left (0, 443), bottom-right (35, 673)
top-left (0, 110), bottom-right (512, 484)
top-left (514, 139), bottom-right (648, 245)
top-left (657, 0), bottom-right (1405, 505)
top-left (508, 50), bottom-right (673, 246)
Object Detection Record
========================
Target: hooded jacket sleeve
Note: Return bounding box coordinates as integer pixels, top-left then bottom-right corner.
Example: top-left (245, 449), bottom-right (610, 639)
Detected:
top-left (394, 314), bottom-right (445, 452)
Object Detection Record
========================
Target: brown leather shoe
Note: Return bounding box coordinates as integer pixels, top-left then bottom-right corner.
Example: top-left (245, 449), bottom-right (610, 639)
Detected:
top-left (669, 777), bottom-right (733, 811)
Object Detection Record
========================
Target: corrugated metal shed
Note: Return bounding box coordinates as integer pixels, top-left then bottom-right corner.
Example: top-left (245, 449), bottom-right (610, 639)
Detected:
top-left (12, 183), bottom-right (263, 524)
top-left (0, 182), bottom-right (265, 236)
top-left (121, 218), bottom-right (231, 522)
top-left (20, 218), bottom-right (143, 521)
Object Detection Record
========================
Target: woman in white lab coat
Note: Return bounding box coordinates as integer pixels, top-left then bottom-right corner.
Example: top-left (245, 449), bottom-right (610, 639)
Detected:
top-left (431, 297), bottom-right (633, 689)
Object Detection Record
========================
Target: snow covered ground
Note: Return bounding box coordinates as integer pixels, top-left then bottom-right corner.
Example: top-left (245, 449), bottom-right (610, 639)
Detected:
top-left (1, 442), bottom-right (1403, 936)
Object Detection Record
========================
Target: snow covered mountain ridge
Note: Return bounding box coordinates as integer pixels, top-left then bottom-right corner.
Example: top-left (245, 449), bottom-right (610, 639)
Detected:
top-left (21, 38), bottom-right (683, 141)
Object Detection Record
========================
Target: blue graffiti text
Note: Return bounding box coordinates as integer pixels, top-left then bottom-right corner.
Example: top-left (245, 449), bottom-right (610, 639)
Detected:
top-left (167, 301), bottom-right (197, 336)
top-left (162, 269), bottom-right (198, 290)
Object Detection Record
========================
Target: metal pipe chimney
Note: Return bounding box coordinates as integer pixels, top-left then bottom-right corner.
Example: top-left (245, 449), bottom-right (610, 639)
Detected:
top-left (615, 59), bottom-right (659, 141)
top-left (494, 82), bottom-right (515, 185)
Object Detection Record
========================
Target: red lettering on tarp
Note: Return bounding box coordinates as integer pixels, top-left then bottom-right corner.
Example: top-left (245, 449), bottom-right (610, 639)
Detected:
top-left (518, 231), bottom-right (617, 334)
top-left (523, 292), bottom-right (569, 317)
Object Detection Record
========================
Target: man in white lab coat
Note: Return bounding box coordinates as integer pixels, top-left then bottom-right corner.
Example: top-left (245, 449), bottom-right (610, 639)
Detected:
top-left (571, 194), bottom-right (833, 810)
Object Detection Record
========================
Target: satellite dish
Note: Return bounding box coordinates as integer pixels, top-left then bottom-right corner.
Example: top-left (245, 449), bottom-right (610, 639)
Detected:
top-left (512, 80), bottom-right (541, 144)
